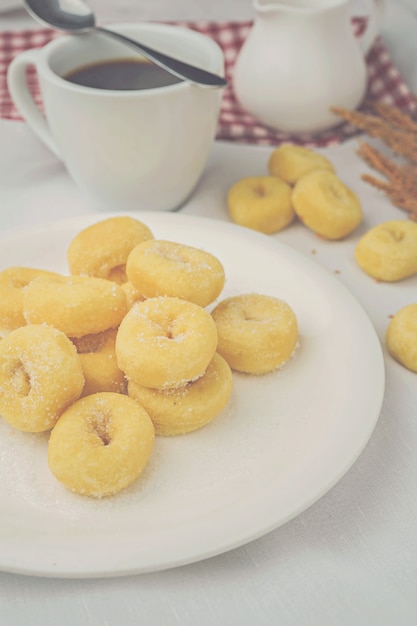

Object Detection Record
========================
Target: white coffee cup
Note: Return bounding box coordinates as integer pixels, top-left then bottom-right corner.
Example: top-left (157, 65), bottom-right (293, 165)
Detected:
top-left (7, 23), bottom-right (224, 212)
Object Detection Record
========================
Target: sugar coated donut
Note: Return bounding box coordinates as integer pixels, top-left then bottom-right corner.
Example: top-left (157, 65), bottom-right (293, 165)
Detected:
top-left (23, 274), bottom-right (128, 337)
top-left (386, 304), bottom-right (417, 372)
top-left (128, 353), bottom-right (233, 436)
top-left (0, 266), bottom-right (61, 336)
top-left (67, 216), bottom-right (154, 284)
top-left (116, 296), bottom-right (218, 389)
top-left (211, 293), bottom-right (298, 374)
top-left (71, 329), bottom-right (126, 396)
top-left (227, 176), bottom-right (294, 234)
top-left (48, 392), bottom-right (155, 497)
top-left (291, 169), bottom-right (363, 239)
top-left (126, 240), bottom-right (225, 307)
top-left (355, 220), bottom-right (417, 282)
top-left (268, 144), bottom-right (334, 185)
top-left (0, 324), bottom-right (84, 432)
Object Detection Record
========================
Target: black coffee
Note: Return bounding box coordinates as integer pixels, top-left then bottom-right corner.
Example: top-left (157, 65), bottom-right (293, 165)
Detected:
top-left (64, 58), bottom-right (183, 90)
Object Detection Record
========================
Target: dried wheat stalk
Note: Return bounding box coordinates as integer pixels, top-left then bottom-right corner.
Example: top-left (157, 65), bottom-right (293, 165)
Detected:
top-left (332, 100), bottom-right (417, 218)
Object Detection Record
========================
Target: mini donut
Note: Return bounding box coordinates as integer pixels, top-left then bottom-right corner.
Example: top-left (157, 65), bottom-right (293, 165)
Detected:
top-left (23, 274), bottom-right (128, 337)
top-left (0, 266), bottom-right (61, 336)
top-left (0, 324), bottom-right (84, 432)
top-left (211, 293), bottom-right (298, 375)
top-left (126, 240), bottom-right (225, 308)
top-left (386, 304), bottom-right (417, 372)
top-left (227, 176), bottom-right (294, 234)
top-left (291, 169), bottom-right (363, 240)
top-left (128, 353), bottom-right (233, 436)
top-left (268, 144), bottom-right (334, 185)
top-left (116, 296), bottom-right (218, 389)
top-left (70, 329), bottom-right (126, 396)
top-left (67, 216), bottom-right (154, 284)
top-left (355, 220), bottom-right (417, 282)
top-left (48, 392), bottom-right (155, 497)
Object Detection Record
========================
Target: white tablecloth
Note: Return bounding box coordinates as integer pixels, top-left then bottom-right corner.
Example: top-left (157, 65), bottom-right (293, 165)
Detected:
top-left (0, 2), bottom-right (416, 625)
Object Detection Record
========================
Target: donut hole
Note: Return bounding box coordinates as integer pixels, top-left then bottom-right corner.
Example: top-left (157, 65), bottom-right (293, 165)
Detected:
top-left (328, 178), bottom-right (347, 202)
top-left (159, 319), bottom-right (184, 341)
top-left (9, 277), bottom-right (26, 289)
top-left (71, 333), bottom-right (108, 354)
top-left (152, 244), bottom-right (194, 270)
top-left (253, 183), bottom-right (267, 197)
top-left (166, 316), bottom-right (188, 341)
top-left (242, 309), bottom-right (266, 323)
top-left (385, 227), bottom-right (405, 242)
top-left (165, 322), bottom-right (175, 340)
top-left (88, 410), bottom-right (112, 446)
top-left (144, 242), bottom-right (185, 266)
top-left (236, 299), bottom-right (270, 323)
top-left (2, 275), bottom-right (31, 289)
top-left (107, 266), bottom-right (127, 284)
top-left (146, 309), bottom-right (187, 342)
top-left (150, 318), bottom-right (173, 340)
top-left (10, 360), bottom-right (31, 396)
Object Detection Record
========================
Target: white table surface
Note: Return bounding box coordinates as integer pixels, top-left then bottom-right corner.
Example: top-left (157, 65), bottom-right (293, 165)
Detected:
top-left (0, 1), bottom-right (416, 625)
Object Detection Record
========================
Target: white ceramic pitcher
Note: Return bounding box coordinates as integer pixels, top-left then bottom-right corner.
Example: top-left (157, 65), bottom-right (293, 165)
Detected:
top-left (233, 0), bottom-right (384, 134)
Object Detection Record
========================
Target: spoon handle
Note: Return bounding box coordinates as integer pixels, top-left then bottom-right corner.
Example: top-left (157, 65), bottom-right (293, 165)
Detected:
top-left (96, 27), bottom-right (227, 88)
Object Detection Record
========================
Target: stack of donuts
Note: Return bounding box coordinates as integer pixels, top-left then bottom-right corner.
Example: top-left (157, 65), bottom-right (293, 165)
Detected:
top-left (0, 215), bottom-right (299, 498)
top-left (117, 238), bottom-right (232, 437)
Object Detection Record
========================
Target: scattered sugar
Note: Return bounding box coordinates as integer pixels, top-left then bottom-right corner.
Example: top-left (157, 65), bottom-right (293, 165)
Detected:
top-left (0, 349), bottom-right (304, 523)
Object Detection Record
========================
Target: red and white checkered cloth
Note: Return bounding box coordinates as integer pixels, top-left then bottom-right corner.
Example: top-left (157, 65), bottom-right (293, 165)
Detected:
top-left (0, 20), bottom-right (415, 147)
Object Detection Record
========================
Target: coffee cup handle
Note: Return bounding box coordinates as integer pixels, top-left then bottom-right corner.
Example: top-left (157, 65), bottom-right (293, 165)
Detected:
top-left (7, 49), bottom-right (62, 160)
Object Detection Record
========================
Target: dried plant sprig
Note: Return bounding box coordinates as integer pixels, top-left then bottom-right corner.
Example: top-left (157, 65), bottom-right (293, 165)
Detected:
top-left (368, 101), bottom-right (417, 133)
top-left (373, 184), bottom-right (417, 220)
top-left (332, 105), bottom-right (417, 164)
top-left (361, 173), bottom-right (417, 220)
top-left (356, 141), bottom-right (417, 219)
top-left (356, 141), bottom-right (399, 180)
top-left (331, 101), bottom-right (417, 219)
top-left (332, 106), bottom-right (392, 135)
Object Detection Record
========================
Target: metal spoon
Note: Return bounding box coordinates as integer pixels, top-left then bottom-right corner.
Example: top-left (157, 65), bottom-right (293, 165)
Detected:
top-left (23, 0), bottom-right (227, 88)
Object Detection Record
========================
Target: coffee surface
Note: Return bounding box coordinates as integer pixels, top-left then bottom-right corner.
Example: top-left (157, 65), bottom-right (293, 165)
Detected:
top-left (64, 58), bottom-right (183, 90)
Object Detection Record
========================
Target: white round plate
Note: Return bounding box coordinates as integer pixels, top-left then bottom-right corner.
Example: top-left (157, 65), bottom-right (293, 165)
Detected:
top-left (0, 212), bottom-right (385, 578)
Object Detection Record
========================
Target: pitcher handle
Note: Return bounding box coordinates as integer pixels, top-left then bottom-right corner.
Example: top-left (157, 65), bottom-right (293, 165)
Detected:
top-left (357, 0), bottom-right (385, 56)
top-left (7, 49), bottom-right (62, 159)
